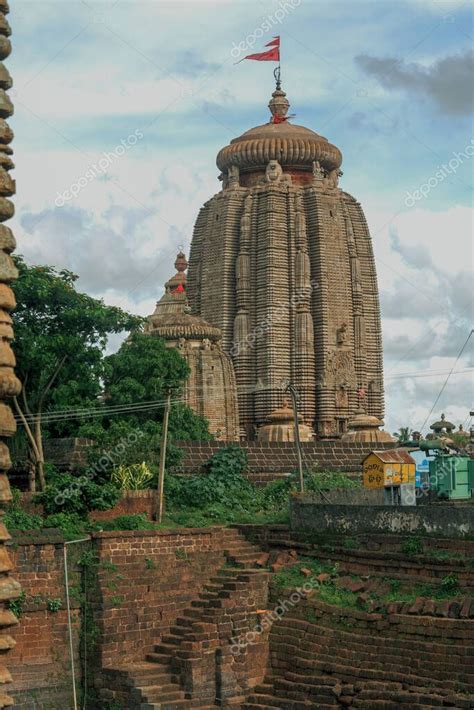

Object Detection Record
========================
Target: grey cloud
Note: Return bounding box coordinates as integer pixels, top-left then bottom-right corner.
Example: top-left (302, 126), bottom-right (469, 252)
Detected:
top-left (168, 50), bottom-right (221, 79)
top-left (355, 51), bottom-right (474, 115)
top-left (19, 204), bottom-right (183, 304)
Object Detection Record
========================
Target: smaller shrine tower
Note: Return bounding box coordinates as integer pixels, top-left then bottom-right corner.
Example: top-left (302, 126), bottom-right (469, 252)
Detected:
top-left (145, 252), bottom-right (240, 441)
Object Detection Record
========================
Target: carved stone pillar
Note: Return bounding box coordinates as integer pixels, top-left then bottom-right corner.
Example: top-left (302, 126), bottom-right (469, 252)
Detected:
top-left (0, 1), bottom-right (23, 704)
top-left (292, 194), bottom-right (315, 430)
top-left (233, 195), bottom-right (253, 438)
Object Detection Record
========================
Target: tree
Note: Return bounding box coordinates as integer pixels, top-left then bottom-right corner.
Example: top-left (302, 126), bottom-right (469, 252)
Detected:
top-left (79, 332), bottom-right (211, 473)
top-left (392, 427), bottom-right (412, 444)
top-left (12, 256), bottom-right (142, 491)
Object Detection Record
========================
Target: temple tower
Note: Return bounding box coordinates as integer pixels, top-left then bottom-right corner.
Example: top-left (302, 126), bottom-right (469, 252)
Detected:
top-left (145, 253), bottom-right (240, 441)
top-left (187, 84), bottom-right (384, 440)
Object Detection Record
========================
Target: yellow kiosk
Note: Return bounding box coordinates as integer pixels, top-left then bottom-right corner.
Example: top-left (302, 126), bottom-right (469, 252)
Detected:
top-left (363, 449), bottom-right (416, 505)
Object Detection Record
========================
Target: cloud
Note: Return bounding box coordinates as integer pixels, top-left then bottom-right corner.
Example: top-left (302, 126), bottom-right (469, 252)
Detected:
top-left (18, 204), bottom-right (179, 306)
top-left (355, 51), bottom-right (474, 114)
top-left (167, 50), bottom-right (221, 79)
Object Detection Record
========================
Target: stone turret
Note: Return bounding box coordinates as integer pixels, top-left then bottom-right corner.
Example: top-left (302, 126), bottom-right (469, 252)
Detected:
top-left (257, 398), bottom-right (313, 443)
top-left (0, 1), bottom-right (22, 703)
top-left (146, 253), bottom-right (239, 441)
top-left (341, 408), bottom-right (394, 444)
top-left (188, 83), bottom-right (384, 440)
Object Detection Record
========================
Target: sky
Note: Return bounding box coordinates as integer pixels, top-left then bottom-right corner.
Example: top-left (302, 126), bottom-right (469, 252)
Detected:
top-left (7, 0), bottom-right (474, 435)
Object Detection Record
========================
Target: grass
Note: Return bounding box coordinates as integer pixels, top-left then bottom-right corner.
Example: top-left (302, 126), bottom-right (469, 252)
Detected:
top-left (272, 557), bottom-right (338, 592)
top-left (271, 557), bottom-right (471, 613)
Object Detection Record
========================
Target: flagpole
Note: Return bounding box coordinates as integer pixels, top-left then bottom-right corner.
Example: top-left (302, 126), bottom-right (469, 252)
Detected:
top-left (273, 36), bottom-right (281, 89)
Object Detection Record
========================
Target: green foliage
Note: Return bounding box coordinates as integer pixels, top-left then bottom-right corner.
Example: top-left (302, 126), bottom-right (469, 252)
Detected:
top-left (42, 512), bottom-right (88, 539)
top-left (3, 506), bottom-right (43, 532)
top-left (165, 445), bottom-right (254, 512)
top-left (401, 536), bottom-right (424, 556)
top-left (441, 573), bottom-right (459, 594)
top-left (35, 468), bottom-right (120, 516)
top-left (46, 598), bottom-right (62, 613)
top-left (3, 487), bottom-right (43, 532)
top-left (8, 590), bottom-right (26, 619)
top-left (392, 427), bottom-right (412, 443)
top-left (261, 469), bottom-right (359, 512)
top-left (111, 462), bottom-right (153, 490)
top-left (343, 538), bottom-right (360, 550)
top-left (12, 255), bottom-right (142, 439)
top-left (304, 469), bottom-right (360, 492)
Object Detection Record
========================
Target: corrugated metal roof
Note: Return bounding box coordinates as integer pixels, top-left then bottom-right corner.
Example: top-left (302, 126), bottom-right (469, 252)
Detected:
top-left (366, 448), bottom-right (416, 464)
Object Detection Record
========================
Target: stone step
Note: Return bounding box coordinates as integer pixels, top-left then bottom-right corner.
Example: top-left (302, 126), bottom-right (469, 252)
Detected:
top-left (169, 625), bottom-right (189, 637)
top-left (288, 657), bottom-right (465, 693)
top-left (138, 688), bottom-right (188, 703)
top-left (199, 591), bottom-right (220, 601)
top-left (175, 616), bottom-right (194, 627)
top-left (281, 644), bottom-right (473, 684)
top-left (161, 634), bottom-right (182, 646)
top-left (146, 650), bottom-right (174, 664)
top-left (275, 637), bottom-right (471, 674)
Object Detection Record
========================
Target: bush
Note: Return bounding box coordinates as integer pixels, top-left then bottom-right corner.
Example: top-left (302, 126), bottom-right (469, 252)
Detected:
top-left (165, 445), bottom-right (256, 513)
top-left (401, 536), bottom-right (423, 556)
top-left (111, 462), bottom-right (153, 490)
top-left (35, 468), bottom-right (121, 517)
top-left (4, 507), bottom-right (43, 532)
top-left (3, 487), bottom-right (43, 531)
top-left (42, 512), bottom-right (88, 539)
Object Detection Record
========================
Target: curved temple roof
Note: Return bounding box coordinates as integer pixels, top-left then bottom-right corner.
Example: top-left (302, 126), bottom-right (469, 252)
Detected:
top-left (216, 86), bottom-right (342, 173)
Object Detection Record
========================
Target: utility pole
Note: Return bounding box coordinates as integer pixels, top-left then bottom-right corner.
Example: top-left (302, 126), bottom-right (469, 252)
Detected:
top-left (155, 389), bottom-right (171, 523)
top-left (283, 379), bottom-right (304, 493)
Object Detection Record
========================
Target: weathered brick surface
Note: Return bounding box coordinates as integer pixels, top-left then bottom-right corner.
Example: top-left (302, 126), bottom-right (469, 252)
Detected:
top-left (7, 533), bottom-right (83, 708)
top-left (94, 527), bottom-right (271, 708)
top-left (175, 440), bottom-right (396, 484)
top-left (243, 597), bottom-right (474, 708)
top-left (90, 527), bottom-right (231, 667)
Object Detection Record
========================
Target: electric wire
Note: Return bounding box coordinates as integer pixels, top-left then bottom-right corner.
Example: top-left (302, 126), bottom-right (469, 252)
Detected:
top-left (419, 329), bottom-right (474, 432)
top-left (14, 364), bottom-right (474, 428)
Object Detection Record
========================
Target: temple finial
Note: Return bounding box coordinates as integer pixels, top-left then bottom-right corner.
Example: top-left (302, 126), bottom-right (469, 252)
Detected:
top-left (268, 84), bottom-right (289, 123)
top-left (174, 250), bottom-right (188, 273)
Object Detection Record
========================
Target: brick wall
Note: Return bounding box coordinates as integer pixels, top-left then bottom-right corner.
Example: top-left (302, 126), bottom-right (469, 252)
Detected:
top-left (174, 440), bottom-right (396, 484)
top-left (90, 527), bottom-right (233, 667)
top-left (249, 596), bottom-right (474, 706)
top-left (7, 532), bottom-right (83, 709)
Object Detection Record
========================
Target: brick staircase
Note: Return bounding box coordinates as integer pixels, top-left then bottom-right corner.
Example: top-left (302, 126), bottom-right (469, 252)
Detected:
top-left (99, 528), bottom-right (270, 709)
top-left (242, 602), bottom-right (474, 709)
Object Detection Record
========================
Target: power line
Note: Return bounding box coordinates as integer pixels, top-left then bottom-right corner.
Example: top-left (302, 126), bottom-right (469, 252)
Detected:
top-left (419, 329), bottom-right (474, 432)
top-left (13, 382), bottom-right (276, 426)
top-left (386, 367), bottom-right (473, 380)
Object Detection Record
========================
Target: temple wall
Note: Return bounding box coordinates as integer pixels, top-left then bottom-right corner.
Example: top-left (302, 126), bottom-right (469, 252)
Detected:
top-left (8, 534), bottom-right (82, 709)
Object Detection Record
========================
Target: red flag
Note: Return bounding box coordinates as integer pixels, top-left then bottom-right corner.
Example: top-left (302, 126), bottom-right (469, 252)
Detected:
top-left (241, 46), bottom-right (279, 62)
top-left (173, 283), bottom-right (185, 294)
top-left (265, 37), bottom-right (280, 48)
